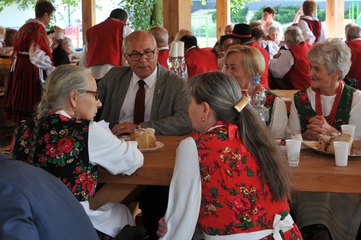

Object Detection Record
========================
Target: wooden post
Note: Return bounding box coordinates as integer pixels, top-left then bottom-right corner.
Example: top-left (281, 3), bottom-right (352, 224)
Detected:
top-left (81, 0), bottom-right (96, 43)
top-left (326, 0), bottom-right (345, 38)
top-left (163, 0), bottom-right (191, 42)
top-left (216, 0), bottom-right (230, 40)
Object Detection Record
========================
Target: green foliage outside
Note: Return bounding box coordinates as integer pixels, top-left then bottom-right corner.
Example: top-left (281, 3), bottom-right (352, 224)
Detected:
top-left (231, 6), bottom-right (248, 24)
top-left (119, 0), bottom-right (160, 30)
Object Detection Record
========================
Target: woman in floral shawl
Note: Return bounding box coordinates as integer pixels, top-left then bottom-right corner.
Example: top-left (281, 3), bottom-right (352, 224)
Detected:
top-left (287, 38), bottom-right (361, 240)
top-left (223, 44), bottom-right (288, 139)
top-left (11, 65), bottom-right (144, 239)
top-left (158, 72), bottom-right (302, 240)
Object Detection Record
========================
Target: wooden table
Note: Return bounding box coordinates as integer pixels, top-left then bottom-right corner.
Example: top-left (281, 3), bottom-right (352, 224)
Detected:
top-left (271, 89), bottom-right (297, 113)
top-left (98, 136), bottom-right (361, 194)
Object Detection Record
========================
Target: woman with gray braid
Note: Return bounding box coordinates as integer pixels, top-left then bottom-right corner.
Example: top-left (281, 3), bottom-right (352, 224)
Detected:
top-left (11, 64), bottom-right (144, 239)
top-left (157, 72), bottom-right (301, 240)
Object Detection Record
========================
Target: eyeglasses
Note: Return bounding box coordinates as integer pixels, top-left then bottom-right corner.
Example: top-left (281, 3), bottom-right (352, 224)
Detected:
top-left (127, 49), bottom-right (157, 61)
top-left (85, 90), bottom-right (100, 101)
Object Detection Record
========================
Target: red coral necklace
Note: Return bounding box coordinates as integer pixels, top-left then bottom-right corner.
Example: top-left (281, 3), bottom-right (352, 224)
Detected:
top-left (315, 82), bottom-right (343, 127)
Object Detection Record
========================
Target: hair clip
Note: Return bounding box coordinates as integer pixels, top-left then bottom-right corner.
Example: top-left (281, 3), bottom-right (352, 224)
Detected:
top-left (234, 96), bottom-right (249, 112)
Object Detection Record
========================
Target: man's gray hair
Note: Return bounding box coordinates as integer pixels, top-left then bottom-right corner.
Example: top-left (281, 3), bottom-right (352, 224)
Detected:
top-left (284, 26), bottom-right (304, 46)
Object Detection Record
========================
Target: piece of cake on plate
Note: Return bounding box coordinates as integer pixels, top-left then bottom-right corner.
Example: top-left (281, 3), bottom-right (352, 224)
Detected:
top-left (131, 128), bottom-right (157, 149)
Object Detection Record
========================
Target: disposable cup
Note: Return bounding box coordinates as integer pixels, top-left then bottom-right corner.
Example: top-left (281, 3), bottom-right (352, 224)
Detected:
top-left (341, 124), bottom-right (356, 139)
top-left (333, 141), bottom-right (350, 167)
top-left (286, 139), bottom-right (302, 167)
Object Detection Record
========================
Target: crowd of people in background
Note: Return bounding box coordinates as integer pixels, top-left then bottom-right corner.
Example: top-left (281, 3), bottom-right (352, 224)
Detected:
top-left (2, 0), bottom-right (361, 239)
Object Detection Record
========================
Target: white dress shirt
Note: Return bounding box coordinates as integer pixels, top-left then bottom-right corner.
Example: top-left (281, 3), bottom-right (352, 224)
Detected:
top-left (269, 50), bottom-right (294, 79)
top-left (118, 67), bottom-right (158, 123)
top-left (287, 87), bottom-right (361, 140)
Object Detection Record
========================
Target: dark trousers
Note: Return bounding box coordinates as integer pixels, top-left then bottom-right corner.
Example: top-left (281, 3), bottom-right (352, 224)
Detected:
top-left (138, 186), bottom-right (169, 240)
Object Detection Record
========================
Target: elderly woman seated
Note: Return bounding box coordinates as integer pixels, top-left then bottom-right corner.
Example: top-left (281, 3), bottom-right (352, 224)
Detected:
top-left (12, 65), bottom-right (144, 239)
top-left (269, 26), bottom-right (312, 90)
top-left (158, 72), bottom-right (301, 239)
top-left (223, 44), bottom-right (288, 139)
top-left (287, 38), bottom-right (361, 240)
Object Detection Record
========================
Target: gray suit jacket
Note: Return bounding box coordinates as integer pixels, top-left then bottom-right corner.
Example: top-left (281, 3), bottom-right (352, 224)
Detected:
top-left (97, 65), bottom-right (192, 135)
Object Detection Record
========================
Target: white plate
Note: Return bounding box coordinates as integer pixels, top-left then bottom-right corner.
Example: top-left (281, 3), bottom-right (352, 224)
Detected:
top-left (303, 140), bottom-right (361, 157)
top-left (140, 141), bottom-right (164, 152)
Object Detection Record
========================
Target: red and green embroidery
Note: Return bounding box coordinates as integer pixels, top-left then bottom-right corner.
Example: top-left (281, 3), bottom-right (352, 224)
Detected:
top-left (13, 114), bottom-right (97, 201)
top-left (294, 85), bottom-right (355, 133)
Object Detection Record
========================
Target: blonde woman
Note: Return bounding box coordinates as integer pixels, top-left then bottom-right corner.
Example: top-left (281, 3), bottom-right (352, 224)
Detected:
top-left (223, 45), bottom-right (288, 139)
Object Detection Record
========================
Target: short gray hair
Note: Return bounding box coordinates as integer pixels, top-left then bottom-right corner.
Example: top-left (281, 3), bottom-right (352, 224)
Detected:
top-left (284, 26), bottom-right (304, 46)
top-left (307, 38), bottom-right (351, 80)
top-left (268, 24), bottom-right (280, 34)
top-left (346, 25), bottom-right (361, 41)
top-left (149, 26), bottom-right (169, 48)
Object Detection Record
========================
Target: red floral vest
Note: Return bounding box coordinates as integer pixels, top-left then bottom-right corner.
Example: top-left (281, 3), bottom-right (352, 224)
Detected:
top-left (12, 114), bottom-right (98, 201)
top-left (192, 122), bottom-right (301, 239)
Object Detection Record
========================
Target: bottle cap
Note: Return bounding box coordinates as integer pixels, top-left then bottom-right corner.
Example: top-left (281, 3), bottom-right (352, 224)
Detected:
top-left (252, 76), bottom-right (260, 83)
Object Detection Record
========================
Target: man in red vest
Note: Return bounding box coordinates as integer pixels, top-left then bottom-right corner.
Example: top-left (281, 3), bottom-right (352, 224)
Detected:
top-left (232, 23), bottom-right (270, 89)
top-left (346, 25), bottom-right (361, 89)
top-left (298, 0), bottom-right (326, 45)
top-left (79, 8), bottom-right (132, 80)
top-left (180, 35), bottom-right (218, 79)
top-left (149, 26), bottom-right (169, 69)
top-left (269, 26), bottom-right (312, 90)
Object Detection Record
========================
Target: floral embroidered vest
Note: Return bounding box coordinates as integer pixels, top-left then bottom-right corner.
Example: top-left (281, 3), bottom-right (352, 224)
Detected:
top-left (265, 90), bottom-right (277, 125)
top-left (192, 121), bottom-right (293, 236)
top-left (12, 114), bottom-right (97, 201)
top-left (294, 85), bottom-right (355, 133)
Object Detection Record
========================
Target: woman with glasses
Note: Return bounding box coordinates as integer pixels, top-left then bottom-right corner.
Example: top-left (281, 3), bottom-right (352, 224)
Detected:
top-left (11, 65), bottom-right (144, 240)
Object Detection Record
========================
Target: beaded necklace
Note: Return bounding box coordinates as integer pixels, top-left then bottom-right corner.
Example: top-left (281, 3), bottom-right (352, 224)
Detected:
top-left (315, 82), bottom-right (343, 127)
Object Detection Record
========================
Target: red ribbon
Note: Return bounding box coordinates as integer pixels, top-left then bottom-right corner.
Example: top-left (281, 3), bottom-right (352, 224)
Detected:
top-left (232, 33), bottom-right (252, 38)
top-left (228, 122), bottom-right (240, 141)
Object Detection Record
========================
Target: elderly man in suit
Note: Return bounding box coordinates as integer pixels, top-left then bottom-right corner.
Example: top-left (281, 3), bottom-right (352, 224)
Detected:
top-left (98, 30), bottom-right (191, 136)
top-left (97, 30), bottom-right (192, 240)
top-left (0, 154), bottom-right (99, 240)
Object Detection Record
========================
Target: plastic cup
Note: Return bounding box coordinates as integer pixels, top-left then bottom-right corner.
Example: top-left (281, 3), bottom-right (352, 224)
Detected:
top-left (333, 141), bottom-right (350, 167)
top-left (286, 139), bottom-right (302, 167)
top-left (341, 124), bottom-right (356, 139)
